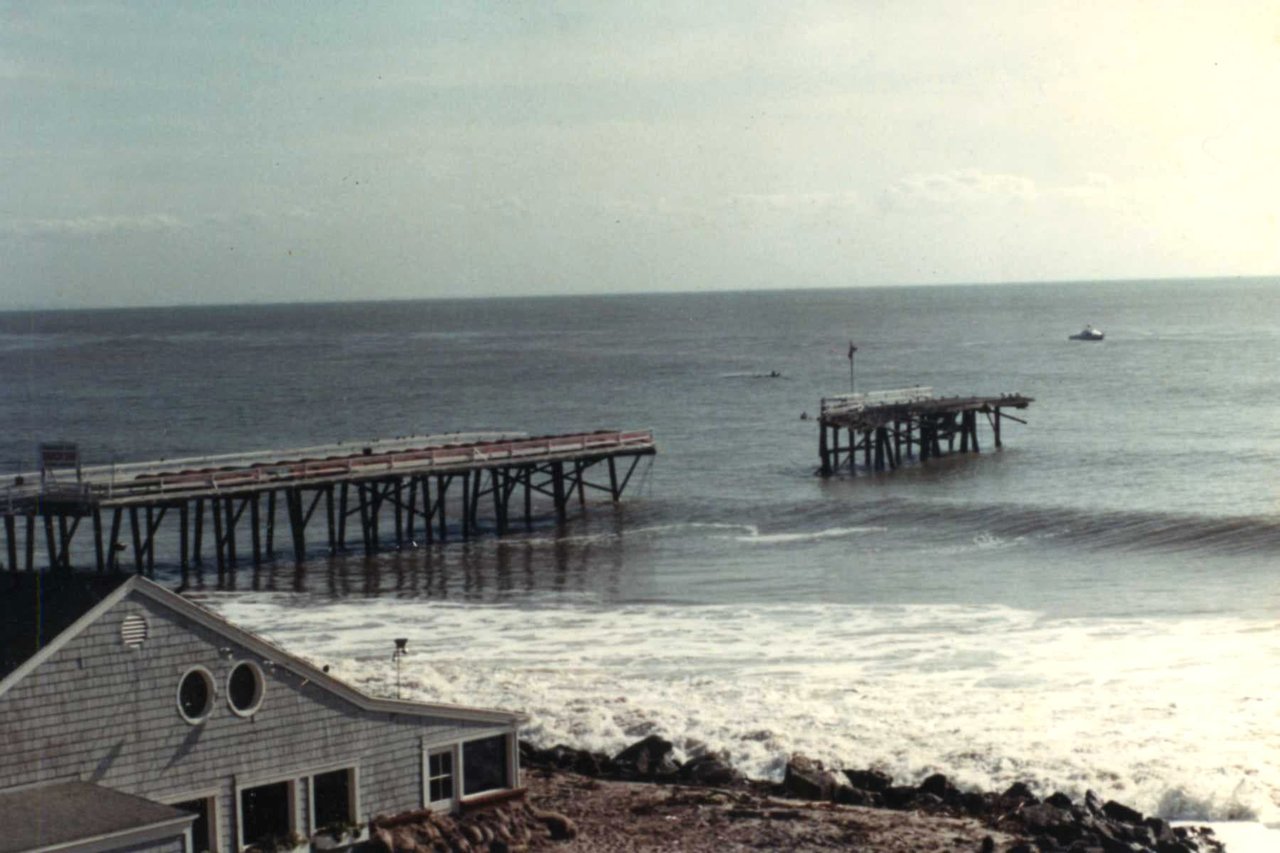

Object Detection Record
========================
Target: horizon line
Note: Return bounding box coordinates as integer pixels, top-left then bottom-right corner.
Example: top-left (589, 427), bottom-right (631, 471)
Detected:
top-left (3, 272), bottom-right (1273, 315)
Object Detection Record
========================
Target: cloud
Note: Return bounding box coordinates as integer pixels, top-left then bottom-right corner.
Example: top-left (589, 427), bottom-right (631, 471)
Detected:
top-left (1, 213), bottom-right (187, 239)
top-left (885, 169), bottom-right (1039, 208)
top-left (723, 191), bottom-right (862, 213)
top-left (1057, 173), bottom-right (1115, 200)
top-left (880, 170), bottom-right (1125, 214)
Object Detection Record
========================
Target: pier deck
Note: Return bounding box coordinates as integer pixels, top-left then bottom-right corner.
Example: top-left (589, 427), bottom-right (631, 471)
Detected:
top-left (817, 388), bottom-right (1031, 476)
top-left (3, 429), bottom-right (656, 574)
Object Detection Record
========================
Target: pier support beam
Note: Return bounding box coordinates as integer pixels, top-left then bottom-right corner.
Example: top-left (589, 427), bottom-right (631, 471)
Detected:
top-left (552, 462), bottom-right (567, 523)
top-left (107, 509), bottom-right (122, 572)
top-left (5, 515), bottom-right (16, 573)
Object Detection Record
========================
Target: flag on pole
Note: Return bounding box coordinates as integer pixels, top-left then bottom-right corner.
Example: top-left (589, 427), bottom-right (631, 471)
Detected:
top-left (847, 341), bottom-right (857, 360)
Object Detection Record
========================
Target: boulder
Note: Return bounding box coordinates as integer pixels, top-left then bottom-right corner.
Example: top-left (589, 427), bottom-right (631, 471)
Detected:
top-left (881, 785), bottom-right (922, 810)
top-left (612, 735), bottom-right (679, 779)
top-left (843, 768), bottom-right (893, 793)
top-left (781, 754), bottom-right (843, 801)
top-left (832, 784), bottom-right (880, 807)
top-left (1000, 782), bottom-right (1039, 807)
top-left (1045, 791), bottom-right (1073, 810)
top-left (1102, 799), bottom-right (1144, 825)
top-left (918, 772), bottom-right (961, 805)
top-left (534, 810), bottom-right (578, 841)
top-left (1019, 802), bottom-right (1081, 844)
top-left (679, 752), bottom-right (744, 787)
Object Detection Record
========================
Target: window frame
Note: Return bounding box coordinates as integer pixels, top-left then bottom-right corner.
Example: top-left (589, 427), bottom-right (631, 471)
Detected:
top-left (166, 790), bottom-right (219, 853)
top-left (306, 764), bottom-right (363, 840)
top-left (460, 733), bottom-right (516, 799)
top-left (226, 660), bottom-right (266, 718)
top-left (423, 744), bottom-right (458, 811)
top-left (423, 733), bottom-right (517, 812)
top-left (234, 776), bottom-right (298, 852)
top-left (175, 666), bottom-right (216, 725)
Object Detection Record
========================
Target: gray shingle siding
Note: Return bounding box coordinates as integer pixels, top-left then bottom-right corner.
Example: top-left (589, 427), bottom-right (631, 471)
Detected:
top-left (0, 590), bottom-right (517, 852)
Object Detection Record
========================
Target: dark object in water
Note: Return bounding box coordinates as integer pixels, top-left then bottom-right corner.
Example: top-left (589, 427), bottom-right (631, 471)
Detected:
top-left (1069, 325), bottom-right (1104, 341)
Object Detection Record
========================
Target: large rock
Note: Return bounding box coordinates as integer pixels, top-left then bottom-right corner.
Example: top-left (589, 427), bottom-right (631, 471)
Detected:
top-left (679, 752), bottom-right (744, 787)
top-left (782, 754), bottom-right (843, 801)
top-left (534, 810), bottom-right (578, 841)
top-left (1000, 782), bottom-right (1040, 808)
top-left (521, 741), bottom-right (613, 776)
top-left (833, 784), bottom-right (881, 807)
top-left (918, 772), bottom-right (962, 806)
top-left (1102, 799), bottom-right (1144, 825)
top-left (1018, 803), bottom-right (1081, 845)
top-left (843, 768), bottom-right (893, 793)
top-left (880, 785), bottom-right (923, 810)
top-left (612, 735), bottom-right (679, 779)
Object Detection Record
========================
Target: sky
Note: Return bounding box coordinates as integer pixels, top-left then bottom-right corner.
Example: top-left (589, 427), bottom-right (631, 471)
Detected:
top-left (2, 1), bottom-right (1279, 309)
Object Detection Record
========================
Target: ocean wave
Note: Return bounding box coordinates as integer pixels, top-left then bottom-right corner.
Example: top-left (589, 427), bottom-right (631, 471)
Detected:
top-left (503, 522), bottom-right (758, 548)
top-left (202, 593), bottom-right (1280, 824)
top-left (726, 526), bottom-right (888, 545)
top-left (855, 499), bottom-right (1280, 557)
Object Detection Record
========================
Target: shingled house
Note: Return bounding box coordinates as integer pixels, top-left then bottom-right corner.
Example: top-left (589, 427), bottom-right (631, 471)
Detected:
top-left (0, 574), bottom-right (525, 853)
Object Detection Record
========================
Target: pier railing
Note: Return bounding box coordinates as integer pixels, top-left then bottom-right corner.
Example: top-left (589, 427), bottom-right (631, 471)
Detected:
top-left (821, 387), bottom-right (934, 416)
top-left (4, 429), bottom-right (656, 504)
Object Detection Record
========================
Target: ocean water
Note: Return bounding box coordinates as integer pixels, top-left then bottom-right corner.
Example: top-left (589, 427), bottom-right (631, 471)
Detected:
top-left (3, 278), bottom-right (1279, 825)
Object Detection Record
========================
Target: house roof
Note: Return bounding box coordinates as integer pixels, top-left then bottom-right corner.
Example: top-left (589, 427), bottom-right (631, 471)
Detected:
top-left (0, 781), bottom-right (195, 853)
top-left (0, 574), bottom-right (526, 727)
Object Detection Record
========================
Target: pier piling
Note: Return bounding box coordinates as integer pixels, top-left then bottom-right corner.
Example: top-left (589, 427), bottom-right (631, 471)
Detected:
top-left (817, 388), bottom-right (1031, 477)
top-left (3, 429), bottom-right (656, 573)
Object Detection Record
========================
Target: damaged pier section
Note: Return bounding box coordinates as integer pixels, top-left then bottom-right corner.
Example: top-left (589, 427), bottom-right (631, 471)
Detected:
top-left (2, 429), bottom-right (656, 574)
top-left (817, 387), bottom-right (1032, 477)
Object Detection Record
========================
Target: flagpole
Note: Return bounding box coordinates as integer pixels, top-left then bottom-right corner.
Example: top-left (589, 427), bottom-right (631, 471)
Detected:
top-left (848, 341), bottom-right (857, 394)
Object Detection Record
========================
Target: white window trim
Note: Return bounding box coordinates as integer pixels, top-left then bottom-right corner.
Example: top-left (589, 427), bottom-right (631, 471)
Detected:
top-left (459, 733), bottom-right (518, 802)
top-left (305, 763), bottom-right (365, 840)
top-left (164, 790), bottom-right (219, 853)
top-left (422, 743), bottom-right (459, 812)
top-left (233, 775), bottom-right (300, 852)
top-left (423, 732), bottom-right (518, 812)
top-left (226, 660), bottom-right (266, 718)
top-left (176, 666), bottom-right (217, 726)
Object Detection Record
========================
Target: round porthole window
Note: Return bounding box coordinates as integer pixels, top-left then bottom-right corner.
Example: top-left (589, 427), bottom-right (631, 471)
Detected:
top-left (227, 661), bottom-right (265, 717)
top-left (177, 667), bottom-right (215, 724)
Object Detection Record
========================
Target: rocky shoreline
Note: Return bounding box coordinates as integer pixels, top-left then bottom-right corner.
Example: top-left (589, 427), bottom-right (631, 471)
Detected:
top-left (520, 737), bottom-right (1224, 852)
top-left (364, 736), bottom-right (1227, 852)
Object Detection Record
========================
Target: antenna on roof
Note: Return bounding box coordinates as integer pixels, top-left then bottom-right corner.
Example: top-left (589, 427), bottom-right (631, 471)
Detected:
top-left (392, 638), bottom-right (409, 699)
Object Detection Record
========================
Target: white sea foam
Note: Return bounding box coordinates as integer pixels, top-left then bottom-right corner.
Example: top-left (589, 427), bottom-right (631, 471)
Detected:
top-left (727, 526), bottom-right (888, 545)
top-left (508, 522), bottom-right (757, 548)
top-left (201, 593), bottom-right (1280, 824)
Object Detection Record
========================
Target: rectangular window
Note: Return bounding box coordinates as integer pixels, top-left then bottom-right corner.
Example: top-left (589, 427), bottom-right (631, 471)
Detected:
top-left (171, 797), bottom-right (214, 853)
top-left (462, 735), bottom-right (509, 797)
top-left (240, 781), bottom-right (292, 850)
top-left (312, 769), bottom-right (355, 832)
top-left (427, 749), bottom-right (454, 805)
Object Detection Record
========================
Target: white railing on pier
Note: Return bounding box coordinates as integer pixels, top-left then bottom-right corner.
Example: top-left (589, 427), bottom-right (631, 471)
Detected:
top-left (822, 386), bottom-right (933, 415)
top-left (3, 429), bottom-right (656, 504)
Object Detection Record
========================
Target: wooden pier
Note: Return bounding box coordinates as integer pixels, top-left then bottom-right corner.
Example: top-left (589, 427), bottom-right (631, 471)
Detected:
top-left (2, 429), bottom-right (656, 574)
top-left (817, 387), bottom-right (1032, 476)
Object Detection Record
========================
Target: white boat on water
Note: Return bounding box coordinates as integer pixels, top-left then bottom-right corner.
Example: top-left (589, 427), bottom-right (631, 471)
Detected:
top-left (1069, 324), bottom-right (1104, 341)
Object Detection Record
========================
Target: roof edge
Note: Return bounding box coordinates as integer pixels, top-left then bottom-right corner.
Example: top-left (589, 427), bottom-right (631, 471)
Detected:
top-left (131, 578), bottom-right (526, 726)
top-left (26, 814), bottom-right (196, 853)
top-left (0, 577), bottom-right (139, 701)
